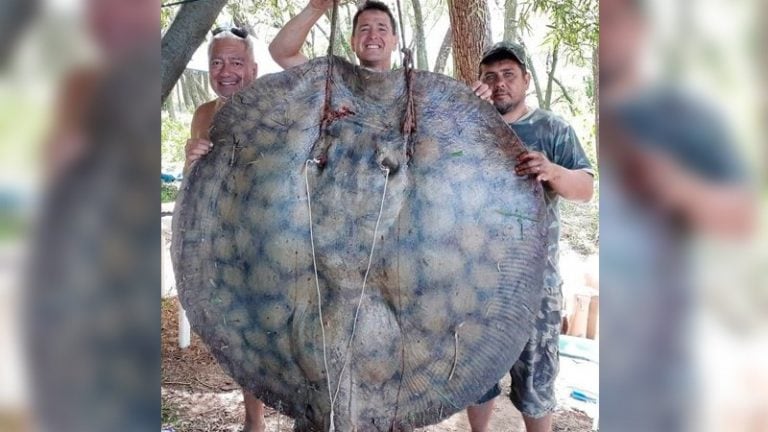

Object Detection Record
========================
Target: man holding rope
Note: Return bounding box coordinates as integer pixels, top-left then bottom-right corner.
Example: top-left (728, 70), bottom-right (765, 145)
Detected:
top-left (269, 0), bottom-right (398, 72)
top-left (269, 0), bottom-right (492, 109)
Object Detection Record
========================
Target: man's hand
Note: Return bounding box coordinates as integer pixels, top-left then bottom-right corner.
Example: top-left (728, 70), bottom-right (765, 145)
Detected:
top-left (185, 138), bottom-right (213, 167)
top-left (308, 0), bottom-right (334, 11)
top-left (515, 150), bottom-right (559, 182)
top-left (471, 80), bottom-right (492, 102)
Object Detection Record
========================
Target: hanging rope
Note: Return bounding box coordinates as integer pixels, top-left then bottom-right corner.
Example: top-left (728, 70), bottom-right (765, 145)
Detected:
top-left (321, 0), bottom-right (340, 132)
top-left (309, 2), bottom-right (413, 428)
top-left (305, 159), bottom-right (391, 432)
top-left (303, 160), bottom-right (336, 431)
top-left (394, 0), bottom-right (417, 156)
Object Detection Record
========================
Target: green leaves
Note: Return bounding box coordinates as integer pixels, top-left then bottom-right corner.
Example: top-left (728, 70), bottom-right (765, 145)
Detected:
top-left (531, 0), bottom-right (598, 65)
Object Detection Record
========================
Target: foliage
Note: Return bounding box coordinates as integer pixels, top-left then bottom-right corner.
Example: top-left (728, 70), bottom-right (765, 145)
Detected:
top-left (531, 0), bottom-right (598, 66)
top-left (162, 114), bottom-right (188, 168)
top-left (161, 0), bottom-right (600, 252)
top-left (161, 6), bottom-right (175, 32)
top-left (161, 396), bottom-right (183, 430)
top-left (161, 183), bottom-right (180, 203)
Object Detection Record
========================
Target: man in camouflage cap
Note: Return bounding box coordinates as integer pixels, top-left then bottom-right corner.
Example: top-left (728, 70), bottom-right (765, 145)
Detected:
top-left (466, 41), bottom-right (595, 432)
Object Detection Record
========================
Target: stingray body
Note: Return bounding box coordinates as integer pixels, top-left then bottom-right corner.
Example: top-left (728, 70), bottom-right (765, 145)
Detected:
top-left (172, 57), bottom-right (548, 431)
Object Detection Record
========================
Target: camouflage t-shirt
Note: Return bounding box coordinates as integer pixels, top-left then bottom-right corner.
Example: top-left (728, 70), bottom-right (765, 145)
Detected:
top-left (509, 108), bottom-right (593, 293)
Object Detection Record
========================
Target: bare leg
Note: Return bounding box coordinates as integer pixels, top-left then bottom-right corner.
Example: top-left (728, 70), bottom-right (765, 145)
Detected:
top-left (466, 399), bottom-right (495, 432)
top-left (522, 413), bottom-right (552, 432)
top-left (243, 390), bottom-right (266, 432)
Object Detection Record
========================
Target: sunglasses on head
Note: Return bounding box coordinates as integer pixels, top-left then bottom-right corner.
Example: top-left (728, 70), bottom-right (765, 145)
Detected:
top-left (211, 26), bottom-right (248, 39)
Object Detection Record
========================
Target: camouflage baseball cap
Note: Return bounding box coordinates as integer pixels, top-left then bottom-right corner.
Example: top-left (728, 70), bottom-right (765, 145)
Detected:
top-left (480, 41), bottom-right (527, 71)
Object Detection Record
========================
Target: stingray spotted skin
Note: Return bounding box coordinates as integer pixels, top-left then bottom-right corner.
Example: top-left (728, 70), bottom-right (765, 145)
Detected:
top-left (172, 56), bottom-right (548, 431)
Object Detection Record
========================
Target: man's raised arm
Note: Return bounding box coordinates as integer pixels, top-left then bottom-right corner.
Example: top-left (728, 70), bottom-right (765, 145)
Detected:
top-left (269, 0), bottom-right (333, 69)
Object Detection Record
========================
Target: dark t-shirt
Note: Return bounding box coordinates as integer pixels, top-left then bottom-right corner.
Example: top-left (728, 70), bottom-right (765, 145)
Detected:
top-left (509, 108), bottom-right (594, 292)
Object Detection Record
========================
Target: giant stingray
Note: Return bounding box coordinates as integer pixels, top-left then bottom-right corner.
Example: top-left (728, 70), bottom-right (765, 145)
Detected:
top-left (172, 56), bottom-right (548, 431)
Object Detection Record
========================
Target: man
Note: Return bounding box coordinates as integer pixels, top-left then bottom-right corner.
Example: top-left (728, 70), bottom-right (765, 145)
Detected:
top-left (269, 0), bottom-right (398, 72)
top-left (185, 26), bottom-right (258, 170)
top-left (467, 42), bottom-right (594, 432)
top-left (183, 27), bottom-right (265, 432)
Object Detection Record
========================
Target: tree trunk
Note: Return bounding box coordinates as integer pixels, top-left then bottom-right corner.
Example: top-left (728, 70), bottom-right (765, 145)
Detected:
top-left (161, 0), bottom-right (227, 103)
top-left (308, 28), bottom-right (317, 60)
top-left (197, 70), bottom-right (211, 102)
top-left (527, 54), bottom-right (545, 108)
top-left (163, 92), bottom-right (177, 121)
top-left (189, 70), bottom-right (209, 107)
top-left (185, 71), bottom-right (201, 108)
top-left (410, 0), bottom-right (429, 70)
top-left (343, 3), bottom-right (358, 63)
top-left (543, 43), bottom-right (559, 110)
top-left (202, 70), bottom-right (211, 96)
top-left (180, 73), bottom-right (193, 111)
top-left (433, 28), bottom-right (452, 74)
top-left (552, 77), bottom-right (576, 116)
top-left (183, 71), bottom-right (197, 108)
top-left (174, 84), bottom-right (184, 114)
top-left (447, 0), bottom-right (491, 84)
top-left (503, 0), bottom-right (518, 42)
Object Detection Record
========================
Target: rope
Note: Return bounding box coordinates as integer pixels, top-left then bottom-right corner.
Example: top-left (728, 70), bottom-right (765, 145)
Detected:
top-left (304, 159), bottom-right (335, 431)
top-left (305, 160), bottom-right (391, 431)
top-left (448, 322), bottom-right (465, 381)
top-left (394, 0), bottom-right (417, 155)
top-left (308, 2), bottom-right (406, 428)
top-left (330, 165), bottom-right (390, 411)
top-left (321, 0), bottom-right (340, 133)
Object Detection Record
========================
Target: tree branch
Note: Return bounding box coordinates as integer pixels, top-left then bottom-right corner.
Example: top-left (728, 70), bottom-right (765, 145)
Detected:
top-left (552, 76), bottom-right (577, 116)
top-left (544, 43), bottom-right (559, 110)
top-left (433, 27), bottom-right (452, 74)
top-left (527, 54), bottom-right (545, 108)
top-left (161, 0), bottom-right (227, 103)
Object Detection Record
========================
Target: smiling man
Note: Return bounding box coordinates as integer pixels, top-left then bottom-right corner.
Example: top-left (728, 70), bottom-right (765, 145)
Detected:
top-left (269, 0), bottom-right (398, 71)
top-left (184, 27), bottom-right (258, 171)
top-left (466, 42), bottom-right (594, 432)
top-left (182, 27), bottom-right (264, 432)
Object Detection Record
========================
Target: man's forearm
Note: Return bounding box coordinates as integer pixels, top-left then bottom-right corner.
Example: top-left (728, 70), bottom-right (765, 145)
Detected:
top-left (547, 167), bottom-right (594, 203)
top-left (269, 5), bottom-right (325, 69)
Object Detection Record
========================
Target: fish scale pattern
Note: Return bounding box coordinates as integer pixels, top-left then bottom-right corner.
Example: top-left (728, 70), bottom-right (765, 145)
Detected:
top-left (172, 56), bottom-right (548, 431)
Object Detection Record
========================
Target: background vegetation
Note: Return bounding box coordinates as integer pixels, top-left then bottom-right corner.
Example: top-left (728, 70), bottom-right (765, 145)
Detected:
top-left (161, 0), bottom-right (599, 254)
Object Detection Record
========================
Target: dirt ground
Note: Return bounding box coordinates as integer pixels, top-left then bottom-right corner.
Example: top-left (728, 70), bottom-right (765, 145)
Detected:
top-left (161, 299), bottom-right (594, 432)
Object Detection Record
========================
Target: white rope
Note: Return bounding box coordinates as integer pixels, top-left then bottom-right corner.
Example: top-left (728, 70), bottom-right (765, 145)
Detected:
top-left (448, 322), bottom-right (465, 382)
top-left (304, 158), bottom-right (335, 431)
top-left (276, 401), bottom-right (282, 432)
top-left (304, 160), bottom-right (391, 431)
top-left (330, 165), bottom-right (390, 409)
